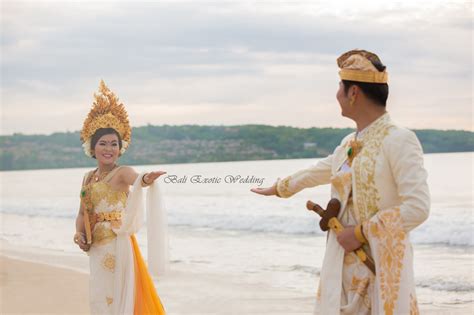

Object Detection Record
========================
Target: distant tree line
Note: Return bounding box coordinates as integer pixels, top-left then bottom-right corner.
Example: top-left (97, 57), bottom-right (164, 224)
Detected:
top-left (0, 125), bottom-right (472, 171)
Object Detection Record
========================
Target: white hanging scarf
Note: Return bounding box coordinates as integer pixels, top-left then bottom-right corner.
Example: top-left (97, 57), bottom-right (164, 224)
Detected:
top-left (112, 173), bottom-right (169, 315)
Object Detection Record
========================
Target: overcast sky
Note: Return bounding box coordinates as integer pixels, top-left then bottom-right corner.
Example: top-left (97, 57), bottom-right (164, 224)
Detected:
top-left (1, 0), bottom-right (472, 135)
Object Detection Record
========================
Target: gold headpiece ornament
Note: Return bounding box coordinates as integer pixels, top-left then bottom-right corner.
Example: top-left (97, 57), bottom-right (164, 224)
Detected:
top-left (80, 80), bottom-right (131, 157)
top-left (337, 49), bottom-right (388, 84)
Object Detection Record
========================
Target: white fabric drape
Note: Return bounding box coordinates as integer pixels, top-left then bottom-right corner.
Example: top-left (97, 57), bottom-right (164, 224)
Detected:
top-left (112, 173), bottom-right (169, 315)
top-left (147, 180), bottom-right (169, 277)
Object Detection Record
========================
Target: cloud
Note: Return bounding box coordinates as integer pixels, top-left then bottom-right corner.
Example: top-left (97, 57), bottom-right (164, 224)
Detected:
top-left (1, 0), bottom-right (472, 134)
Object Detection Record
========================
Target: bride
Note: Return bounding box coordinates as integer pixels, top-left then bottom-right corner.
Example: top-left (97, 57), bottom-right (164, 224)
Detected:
top-left (74, 80), bottom-right (168, 315)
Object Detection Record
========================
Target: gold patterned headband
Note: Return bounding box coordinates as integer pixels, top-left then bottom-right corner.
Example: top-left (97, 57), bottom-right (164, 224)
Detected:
top-left (337, 49), bottom-right (388, 84)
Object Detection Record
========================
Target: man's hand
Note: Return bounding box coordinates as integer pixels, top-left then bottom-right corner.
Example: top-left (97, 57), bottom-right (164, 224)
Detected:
top-left (250, 184), bottom-right (277, 196)
top-left (336, 226), bottom-right (362, 253)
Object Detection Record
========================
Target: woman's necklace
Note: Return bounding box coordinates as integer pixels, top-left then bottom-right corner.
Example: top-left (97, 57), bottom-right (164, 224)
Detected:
top-left (94, 164), bottom-right (117, 182)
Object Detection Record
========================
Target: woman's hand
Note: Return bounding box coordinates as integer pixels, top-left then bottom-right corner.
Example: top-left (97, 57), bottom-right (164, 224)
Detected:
top-left (119, 167), bottom-right (167, 186)
top-left (143, 171), bottom-right (167, 185)
top-left (250, 183), bottom-right (278, 196)
top-left (74, 232), bottom-right (90, 252)
top-left (336, 226), bottom-right (362, 253)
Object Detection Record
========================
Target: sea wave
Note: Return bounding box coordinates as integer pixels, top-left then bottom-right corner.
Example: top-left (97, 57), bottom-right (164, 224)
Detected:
top-left (167, 210), bottom-right (474, 247)
top-left (409, 211), bottom-right (474, 246)
top-left (417, 278), bottom-right (474, 292)
top-left (2, 204), bottom-right (473, 247)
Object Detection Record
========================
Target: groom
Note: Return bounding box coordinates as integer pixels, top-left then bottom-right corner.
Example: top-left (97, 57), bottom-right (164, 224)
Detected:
top-left (252, 49), bottom-right (430, 315)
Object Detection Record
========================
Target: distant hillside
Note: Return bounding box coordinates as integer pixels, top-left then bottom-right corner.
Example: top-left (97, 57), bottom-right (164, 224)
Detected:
top-left (0, 125), bottom-right (473, 171)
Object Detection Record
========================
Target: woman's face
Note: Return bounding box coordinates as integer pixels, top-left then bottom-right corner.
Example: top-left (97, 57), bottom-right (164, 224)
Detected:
top-left (93, 133), bottom-right (120, 166)
top-left (336, 81), bottom-right (353, 118)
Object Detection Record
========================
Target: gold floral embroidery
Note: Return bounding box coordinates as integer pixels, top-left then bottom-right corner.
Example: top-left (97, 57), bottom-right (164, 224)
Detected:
top-left (367, 207), bottom-right (406, 315)
top-left (92, 224), bottom-right (117, 245)
top-left (91, 181), bottom-right (127, 208)
top-left (349, 275), bottom-right (370, 296)
top-left (106, 297), bottom-right (113, 306)
top-left (331, 172), bottom-right (352, 204)
top-left (344, 253), bottom-right (357, 265)
top-left (102, 253), bottom-right (116, 272)
top-left (410, 293), bottom-right (419, 315)
top-left (83, 173), bottom-right (127, 246)
top-left (353, 114), bottom-right (394, 223)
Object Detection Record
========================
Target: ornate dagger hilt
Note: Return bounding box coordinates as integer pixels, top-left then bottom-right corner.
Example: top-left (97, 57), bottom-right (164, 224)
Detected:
top-left (306, 198), bottom-right (376, 275)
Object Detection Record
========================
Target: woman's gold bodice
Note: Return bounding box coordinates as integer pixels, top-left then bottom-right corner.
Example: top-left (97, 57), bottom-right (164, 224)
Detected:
top-left (91, 181), bottom-right (127, 209)
top-left (90, 181), bottom-right (128, 245)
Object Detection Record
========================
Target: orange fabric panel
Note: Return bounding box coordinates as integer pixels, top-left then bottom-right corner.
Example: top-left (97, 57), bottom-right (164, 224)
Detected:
top-left (131, 235), bottom-right (166, 315)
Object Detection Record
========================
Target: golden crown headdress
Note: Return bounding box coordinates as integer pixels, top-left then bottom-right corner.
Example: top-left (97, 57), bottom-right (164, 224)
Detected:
top-left (81, 80), bottom-right (132, 157)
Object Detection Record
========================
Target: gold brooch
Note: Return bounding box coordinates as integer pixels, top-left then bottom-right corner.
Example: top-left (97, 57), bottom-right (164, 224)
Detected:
top-left (347, 139), bottom-right (363, 166)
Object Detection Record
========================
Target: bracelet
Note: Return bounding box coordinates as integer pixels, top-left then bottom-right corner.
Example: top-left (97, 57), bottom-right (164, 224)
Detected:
top-left (354, 223), bottom-right (368, 244)
top-left (141, 173), bottom-right (150, 186)
top-left (274, 179), bottom-right (281, 197)
top-left (74, 232), bottom-right (84, 244)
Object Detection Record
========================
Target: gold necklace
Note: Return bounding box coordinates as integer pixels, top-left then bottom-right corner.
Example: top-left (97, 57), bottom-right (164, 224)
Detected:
top-left (94, 165), bottom-right (117, 182)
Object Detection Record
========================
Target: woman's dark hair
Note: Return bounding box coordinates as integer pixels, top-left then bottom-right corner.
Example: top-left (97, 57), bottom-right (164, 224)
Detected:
top-left (342, 60), bottom-right (389, 107)
top-left (90, 128), bottom-right (122, 159)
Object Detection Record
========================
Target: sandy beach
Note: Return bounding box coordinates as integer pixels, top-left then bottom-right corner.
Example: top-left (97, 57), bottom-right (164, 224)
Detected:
top-left (0, 254), bottom-right (314, 315)
top-left (0, 256), bottom-right (89, 314)
top-left (1, 254), bottom-right (472, 315)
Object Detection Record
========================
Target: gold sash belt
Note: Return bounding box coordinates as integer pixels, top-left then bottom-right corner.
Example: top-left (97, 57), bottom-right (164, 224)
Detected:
top-left (95, 210), bottom-right (122, 222)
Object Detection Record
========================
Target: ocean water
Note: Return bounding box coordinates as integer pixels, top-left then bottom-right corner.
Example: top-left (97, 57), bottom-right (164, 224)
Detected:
top-left (0, 152), bottom-right (473, 307)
